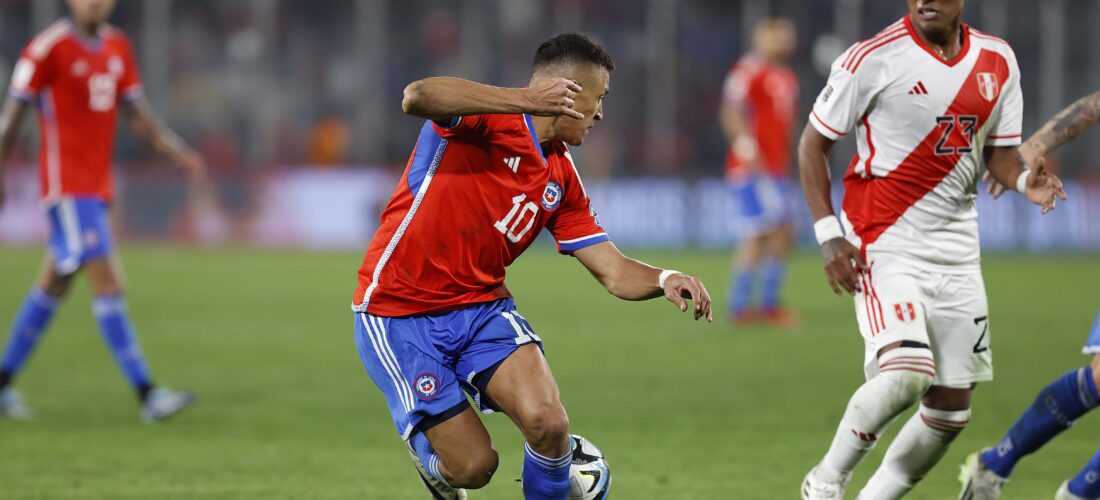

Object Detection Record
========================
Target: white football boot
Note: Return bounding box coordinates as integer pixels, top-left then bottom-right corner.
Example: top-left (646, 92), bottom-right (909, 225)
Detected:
top-left (406, 441), bottom-right (467, 500)
top-left (140, 387), bottom-right (195, 423)
top-left (802, 465), bottom-right (850, 500)
top-left (958, 450), bottom-right (1008, 500)
top-left (1056, 481), bottom-right (1089, 500)
top-left (0, 387), bottom-right (33, 420)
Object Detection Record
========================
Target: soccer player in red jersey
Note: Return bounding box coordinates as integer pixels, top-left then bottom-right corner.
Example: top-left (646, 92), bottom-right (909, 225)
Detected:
top-left (798, 1), bottom-right (1066, 498)
top-left (0, 0), bottom-right (205, 422)
top-left (352, 33), bottom-right (712, 499)
top-left (720, 17), bottom-right (800, 327)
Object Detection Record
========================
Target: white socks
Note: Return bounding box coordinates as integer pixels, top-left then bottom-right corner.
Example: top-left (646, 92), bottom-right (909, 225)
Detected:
top-left (858, 404), bottom-right (971, 499)
top-left (817, 347), bottom-right (936, 482)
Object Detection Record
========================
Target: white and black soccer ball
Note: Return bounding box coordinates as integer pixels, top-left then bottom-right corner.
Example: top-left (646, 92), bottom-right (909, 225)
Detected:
top-left (568, 435), bottom-right (611, 500)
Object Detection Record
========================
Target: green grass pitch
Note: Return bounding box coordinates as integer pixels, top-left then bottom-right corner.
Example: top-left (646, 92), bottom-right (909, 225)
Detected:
top-left (0, 246), bottom-right (1097, 499)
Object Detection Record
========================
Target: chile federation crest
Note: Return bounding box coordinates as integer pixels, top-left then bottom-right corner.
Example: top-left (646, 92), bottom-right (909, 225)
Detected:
top-left (541, 181), bottom-right (563, 211)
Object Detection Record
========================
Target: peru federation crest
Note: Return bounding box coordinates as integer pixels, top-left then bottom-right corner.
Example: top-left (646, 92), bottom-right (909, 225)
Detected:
top-left (541, 181), bottom-right (563, 211)
top-left (976, 72), bottom-right (999, 103)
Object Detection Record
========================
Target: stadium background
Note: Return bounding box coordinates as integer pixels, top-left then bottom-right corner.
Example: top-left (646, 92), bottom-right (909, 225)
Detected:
top-left (1, 1), bottom-right (1099, 499)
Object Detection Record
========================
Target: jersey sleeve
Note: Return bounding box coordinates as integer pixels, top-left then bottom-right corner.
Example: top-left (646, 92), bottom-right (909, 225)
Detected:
top-left (986, 49), bottom-right (1023, 147)
top-left (117, 35), bottom-right (144, 103)
top-left (430, 114), bottom-right (508, 141)
top-left (8, 42), bottom-right (55, 102)
top-left (808, 45), bottom-right (882, 140)
top-left (721, 62), bottom-right (754, 109)
top-left (546, 152), bottom-right (610, 255)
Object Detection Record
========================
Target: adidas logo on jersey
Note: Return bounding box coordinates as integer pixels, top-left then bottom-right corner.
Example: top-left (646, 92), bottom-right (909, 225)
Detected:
top-left (908, 81), bottom-right (929, 95)
top-left (503, 156), bottom-right (520, 173)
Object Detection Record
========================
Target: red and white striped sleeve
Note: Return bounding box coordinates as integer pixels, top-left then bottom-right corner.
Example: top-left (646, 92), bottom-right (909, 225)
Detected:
top-left (808, 43), bottom-right (883, 141)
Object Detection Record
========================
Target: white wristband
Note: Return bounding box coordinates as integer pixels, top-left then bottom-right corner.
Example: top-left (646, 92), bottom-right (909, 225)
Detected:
top-left (813, 216), bottom-right (844, 245)
top-left (1015, 169), bottom-right (1031, 193)
top-left (658, 269), bottom-right (680, 289)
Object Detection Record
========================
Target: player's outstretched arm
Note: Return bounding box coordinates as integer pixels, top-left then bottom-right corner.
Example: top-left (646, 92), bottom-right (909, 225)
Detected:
top-left (1021, 90), bottom-right (1100, 163)
top-left (797, 123), bottom-right (865, 296)
top-left (985, 90), bottom-right (1100, 198)
top-left (402, 77), bottom-right (584, 122)
top-left (122, 97), bottom-right (206, 183)
top-left (0, 96), bottom-right (29, 209)
top-left (572, 241), bottom-right (713, 322)
top-left (984, 146), bottom-right (1067, 214)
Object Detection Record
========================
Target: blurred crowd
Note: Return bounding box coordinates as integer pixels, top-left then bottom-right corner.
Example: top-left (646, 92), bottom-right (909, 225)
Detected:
top-left (0, 0), bottom-right (1098, 181)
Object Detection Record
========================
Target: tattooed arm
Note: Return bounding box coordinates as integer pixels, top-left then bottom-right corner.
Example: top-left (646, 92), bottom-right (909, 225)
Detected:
top-left (1019, 90), bottom-right (1100, 163)
top-left (986, 90), bottom-right (1100, 198)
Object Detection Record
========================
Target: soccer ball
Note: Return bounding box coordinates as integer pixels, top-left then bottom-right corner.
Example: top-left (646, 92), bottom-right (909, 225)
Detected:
top-left (568, 435), bottom-right (611, 500)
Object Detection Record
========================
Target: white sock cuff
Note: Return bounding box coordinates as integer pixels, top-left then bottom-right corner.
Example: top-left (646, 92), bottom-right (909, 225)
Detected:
top-left (524, 442), bottom-right (572, 470)
top-left (92, 294), bottom-right (128, 316)
top-left (878, 347), bottom-right (936, 379)
top-left (918, 405), bottom-right (970, 434)
top-left (29, 287), bottom-right (60, 310)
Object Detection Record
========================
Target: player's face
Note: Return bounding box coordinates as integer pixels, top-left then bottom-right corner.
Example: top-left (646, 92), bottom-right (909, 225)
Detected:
top-left (67, 0), bottom-right (117, 26)
top-left (557, 63), bottom-right (610, 147)
top-left (756, 20), bottom-right (797, 62)
top-left (908, 0), bottom-right (965, 42)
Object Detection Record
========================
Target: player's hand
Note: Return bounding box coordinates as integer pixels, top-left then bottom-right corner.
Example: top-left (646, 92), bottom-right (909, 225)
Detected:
top-left (1024, 159), bottom-right (1068, 214)
top-left (523, 78), bottom-right (585, 120)
top-left (821, 238), bottom-right (866, 296)
top-left (173, 147), bottom-right (207, 184)
top-left (662, 273), bottom-right (713, 322)
top-left (981, 170), bottom-right (1008, 199)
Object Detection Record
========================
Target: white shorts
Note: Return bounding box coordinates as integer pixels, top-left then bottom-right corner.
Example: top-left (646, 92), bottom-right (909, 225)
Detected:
top-left (854, 255), bottom-right (993, 388)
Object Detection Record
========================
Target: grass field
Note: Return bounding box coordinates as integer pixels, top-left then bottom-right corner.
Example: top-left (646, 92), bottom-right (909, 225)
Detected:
top-left (0, 246), bottom-right (1098, 499)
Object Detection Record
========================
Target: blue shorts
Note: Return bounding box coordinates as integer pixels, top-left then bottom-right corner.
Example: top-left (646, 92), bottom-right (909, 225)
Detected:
top-left (46, 197), bottom-right (115, 275)
top-left (1084, 309), bottom-right (1100, 355)
top-left (729, 174), bottom-right (792, 239)
top-left (354, 298), bottom-right (543, 440)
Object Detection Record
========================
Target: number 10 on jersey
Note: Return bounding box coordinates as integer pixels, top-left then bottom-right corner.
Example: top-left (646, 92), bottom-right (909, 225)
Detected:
top-left (494, 194), bottom-right (539, 243)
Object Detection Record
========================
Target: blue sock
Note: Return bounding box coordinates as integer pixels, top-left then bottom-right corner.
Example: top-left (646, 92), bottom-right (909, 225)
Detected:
top-left (92, 295), bottom-right (154, 396)
top-left (727, 267), bottom-right (754, 314)
top-left (522, 441), bottom-right (571, 500)
top-left (760, 258), bottom-right (787, 311)
top-left (409, 431), bottom-right (450, 485)
top-left (982, 366), bottom-right (1100, 478)
top-left (0, 288), bottom-right (60, 385)
top-left (1068, 448), bottom-right (1100, 499)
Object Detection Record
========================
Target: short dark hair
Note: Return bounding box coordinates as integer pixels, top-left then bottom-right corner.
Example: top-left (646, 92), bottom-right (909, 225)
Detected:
top-left (532, 33), bottom-right (615, 73)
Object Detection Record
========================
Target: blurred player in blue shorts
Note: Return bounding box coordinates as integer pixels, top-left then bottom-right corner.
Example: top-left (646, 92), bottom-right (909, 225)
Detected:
top-left (719, 18), bottom-right (800, 327)
top-left (960, 90), bottom-right (1100, 500)
top-left (0, 0), bottom-right (204, 422)
top-left (351, 33), bottom-right (712, 499)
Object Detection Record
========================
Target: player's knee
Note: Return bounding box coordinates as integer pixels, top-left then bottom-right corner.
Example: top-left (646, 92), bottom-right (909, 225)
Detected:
top-left (877, 345), bottom-right (936, 400)
top-left (520, 403), bottom-right (570, 451)
top-left (448, 448), bottom-right (499, 489)
top-left (40, 273), bottom-right (73, 298)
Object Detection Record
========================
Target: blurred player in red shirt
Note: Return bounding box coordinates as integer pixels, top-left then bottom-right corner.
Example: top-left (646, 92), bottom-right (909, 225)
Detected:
top-left (720, 17), bottom-right (799, 326)
top-left (0, 0), bottom-right (204, 422)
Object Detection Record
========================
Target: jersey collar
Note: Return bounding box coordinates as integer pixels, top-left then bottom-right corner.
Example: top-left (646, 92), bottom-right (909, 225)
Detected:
top-left (903, 15), bottom-right (971, 68)
top-left (522, 114), bottom-right (548, 164)
top-left (64, 18), bottom-right (105, 53)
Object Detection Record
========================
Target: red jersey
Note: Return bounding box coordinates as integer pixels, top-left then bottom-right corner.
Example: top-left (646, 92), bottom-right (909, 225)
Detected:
top-left (353, 114), bottom-right (609, 317)
top-left (7, 20), bottom-right (143, 203)
top-left (722, 54), bottom-right (799, 177)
